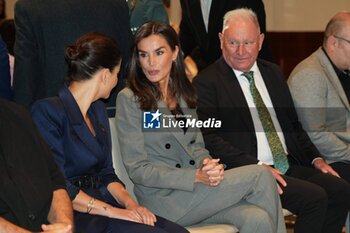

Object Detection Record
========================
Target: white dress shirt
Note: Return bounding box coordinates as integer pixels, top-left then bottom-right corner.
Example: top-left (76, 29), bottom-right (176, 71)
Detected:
top-left (200, 0), bottom-right (212, 32)
top-left (233, 62), bottom-right (288, 165)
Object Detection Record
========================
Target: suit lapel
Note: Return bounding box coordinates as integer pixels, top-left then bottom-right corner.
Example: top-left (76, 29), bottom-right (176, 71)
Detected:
top-left (158, 99), bottom-right (196, 157)
top-left (58, 86), bottom-right (103, 156)
top-left (188, 0), bottom-right (208, 41)
top-left (258, 62), bottom-right (280, 107)
top-left (217, 58), bottom-right (256, 133)
top-left (318, 49), bottom-right (350, 110)
top-left (207, 0), bottom-right (225, 34)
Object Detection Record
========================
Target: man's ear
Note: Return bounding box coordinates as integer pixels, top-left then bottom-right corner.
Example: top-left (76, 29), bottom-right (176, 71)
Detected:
top-left (330, 35), bottom-right (338, 47)
top-left (326, 35), bottom-right (338, 51)
top-left (258, 33), bottom-right (265, 51)
top-left (219, 32), bottom-right (224, 49)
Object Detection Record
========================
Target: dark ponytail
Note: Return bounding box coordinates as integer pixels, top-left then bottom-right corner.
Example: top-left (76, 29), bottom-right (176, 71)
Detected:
top-left (65, 32), bottom-right (122, 84)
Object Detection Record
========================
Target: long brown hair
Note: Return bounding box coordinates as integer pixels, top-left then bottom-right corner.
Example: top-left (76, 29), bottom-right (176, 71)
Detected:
top-left (128, 21), bottom-right (196, 111)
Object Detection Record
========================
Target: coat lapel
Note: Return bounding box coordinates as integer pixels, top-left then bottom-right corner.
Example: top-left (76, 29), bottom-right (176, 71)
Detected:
top-left (207, 0), bottom-right (225, 34)
top-left (188, 0), bottom-right (208, 41)
top-left (317, 48), bottom-right (350, 111)
top-left (158, 99), bottom-right (197, 157)
top-left (58, 86), bottom-right (103, 156)
top-left (217, 58), bottom-right (256, 133)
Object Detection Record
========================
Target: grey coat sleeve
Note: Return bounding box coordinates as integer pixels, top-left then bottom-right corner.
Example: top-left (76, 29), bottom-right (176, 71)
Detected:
top-left (288, 68), bottom-right (350, 163)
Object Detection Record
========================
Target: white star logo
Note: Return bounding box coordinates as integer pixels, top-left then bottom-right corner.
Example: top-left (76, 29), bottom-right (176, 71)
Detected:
top-left (150, 109), bottom-right (162, 122)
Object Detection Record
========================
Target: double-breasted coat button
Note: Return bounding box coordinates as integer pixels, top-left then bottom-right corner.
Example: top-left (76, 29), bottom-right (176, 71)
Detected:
top-left (165, 143), bottom-right (171, 149)
top-left (175, 163), bottom-right (181, 168)
top-left (189, 160), bottom-right (195, 165)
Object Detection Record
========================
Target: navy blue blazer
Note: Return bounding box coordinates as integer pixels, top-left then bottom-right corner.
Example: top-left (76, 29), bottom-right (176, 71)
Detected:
top-left (31, 85), bottom-right (122, 199)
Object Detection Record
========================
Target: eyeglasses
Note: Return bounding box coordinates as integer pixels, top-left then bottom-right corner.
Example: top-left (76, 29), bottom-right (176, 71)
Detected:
top-left (223, 34), bottom-right (261, 49)
top-left (334, 35), bottom-right (350, 45)
top-left (225, 40), bottom-right (257, 49)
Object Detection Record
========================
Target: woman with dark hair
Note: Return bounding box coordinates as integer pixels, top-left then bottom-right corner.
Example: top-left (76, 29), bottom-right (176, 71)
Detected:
top-left (127, 20), bottom-right (195, 111)
top-left (31, 32), bottom-right (189, 233)
top-left (116, 21), bottom-right (286, 233)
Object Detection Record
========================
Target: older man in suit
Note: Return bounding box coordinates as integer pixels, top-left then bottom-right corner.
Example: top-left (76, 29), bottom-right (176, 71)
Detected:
top-left (193, 8), bottom-right (350, 233)
top-left (13, 0), bottom-right (132, 116)
top-left (288, 12), bottom-right (350, 183)
top-left (179, 0), bottom-right (272, 71)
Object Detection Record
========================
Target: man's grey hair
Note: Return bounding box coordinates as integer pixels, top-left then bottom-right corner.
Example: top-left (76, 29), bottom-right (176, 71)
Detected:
top-left (222, 8), bottom-right (260, 33)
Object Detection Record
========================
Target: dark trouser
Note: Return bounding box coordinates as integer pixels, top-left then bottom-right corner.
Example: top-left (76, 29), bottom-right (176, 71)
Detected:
top-left (330, 162), bottom-right (350, 183)
top-left (74, 212), bottom-right (189, 233)
top-left (280, 165), bottom-right (350, 233)
top-left (74, 186), bottom-right (189, 233)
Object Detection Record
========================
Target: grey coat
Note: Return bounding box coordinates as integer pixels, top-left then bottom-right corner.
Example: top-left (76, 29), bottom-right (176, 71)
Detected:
top-left (115, 88), bottom-right (210, 222)
top-left (115, 88), bottom-right (287, 232)
top-left (288, 47), bottom-right (350, 164)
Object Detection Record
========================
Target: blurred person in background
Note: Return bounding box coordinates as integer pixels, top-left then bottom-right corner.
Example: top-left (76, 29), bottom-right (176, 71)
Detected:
top-left (0, 35), bottom-right (11, 100)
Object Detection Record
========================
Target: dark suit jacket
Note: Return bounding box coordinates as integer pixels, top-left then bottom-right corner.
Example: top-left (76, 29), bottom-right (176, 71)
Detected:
top-left (193, 57), bottom-right (320, 169)
top-left (13, 0), bottom-right (132, 115)
top-left (0, 99), bottom-right (65, 231)
top-left (179, 0), bottom-right (272, 70)
top-left (0, 36), bottom-right (12, 100)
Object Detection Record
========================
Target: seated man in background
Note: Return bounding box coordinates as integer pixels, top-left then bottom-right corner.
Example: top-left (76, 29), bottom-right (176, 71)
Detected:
top-left (193, 8), bottom-right (350, 233)
top-left (0, 98), bottom-right (73, 233)
top-left (288, 11), bottom-right (350, 183)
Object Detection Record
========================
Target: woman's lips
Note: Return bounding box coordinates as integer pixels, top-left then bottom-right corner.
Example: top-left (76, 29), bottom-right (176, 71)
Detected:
top-left (148, 70), bottom-right (159, 76)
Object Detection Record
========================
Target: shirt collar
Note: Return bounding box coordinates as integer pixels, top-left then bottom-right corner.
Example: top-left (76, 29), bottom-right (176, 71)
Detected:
top-left (232, 62), bottom-right (259, 78)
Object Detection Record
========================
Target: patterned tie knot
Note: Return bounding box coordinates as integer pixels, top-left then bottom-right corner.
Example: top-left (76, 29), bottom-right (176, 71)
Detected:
top-left (242, 71), bottom-right (254, 83)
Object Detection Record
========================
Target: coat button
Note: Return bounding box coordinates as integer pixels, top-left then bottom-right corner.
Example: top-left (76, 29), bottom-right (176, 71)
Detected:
top-left (190, 139), bottom-right (195, 144)
top-left (175, 163), bottom-right (181, 168)
top-left (28, 214), bottom-right (36, 221)
top-left (189, 160), bottom-right (195, 165)
top-left (165, 143), bottom-right (171, 149)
